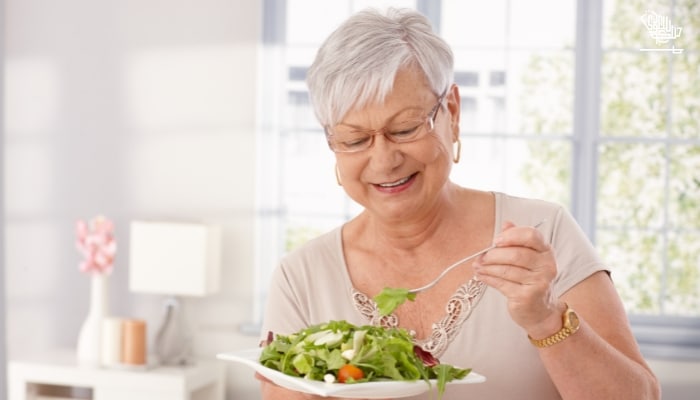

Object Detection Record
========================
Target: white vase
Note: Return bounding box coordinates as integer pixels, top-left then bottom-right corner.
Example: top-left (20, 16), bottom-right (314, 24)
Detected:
top-left (77, 273), bottom-right (108, 366)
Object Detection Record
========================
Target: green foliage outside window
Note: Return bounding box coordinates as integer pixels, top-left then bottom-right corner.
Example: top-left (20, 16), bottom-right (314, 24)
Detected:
top-left (521, 0), bottom-right (699, 316)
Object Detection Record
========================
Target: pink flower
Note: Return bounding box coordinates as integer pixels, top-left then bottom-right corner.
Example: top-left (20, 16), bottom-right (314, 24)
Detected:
top-left (76, 216), bottom-right (117, 275)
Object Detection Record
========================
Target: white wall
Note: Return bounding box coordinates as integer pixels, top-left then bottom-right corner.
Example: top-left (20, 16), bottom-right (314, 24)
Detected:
top-left (4, 0), bottom-right (261, 398)
top-left (0, 0), bottom-right (7, 395)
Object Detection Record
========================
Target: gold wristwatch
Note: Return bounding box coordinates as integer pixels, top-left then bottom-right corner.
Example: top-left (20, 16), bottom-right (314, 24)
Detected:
top-left (528, 303), bottom-right (580, 348)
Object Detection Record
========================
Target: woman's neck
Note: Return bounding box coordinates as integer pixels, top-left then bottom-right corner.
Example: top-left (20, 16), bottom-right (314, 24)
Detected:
top-left (357, 184), bottom-right (478, 252)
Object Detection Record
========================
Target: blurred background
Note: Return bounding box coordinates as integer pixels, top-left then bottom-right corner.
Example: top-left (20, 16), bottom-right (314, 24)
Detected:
top-left (2, 0), bottom-right (698, 398)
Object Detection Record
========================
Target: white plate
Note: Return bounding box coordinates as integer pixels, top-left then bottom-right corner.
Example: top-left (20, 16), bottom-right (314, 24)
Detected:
top-left (217, 348), bottom-right (486, 399)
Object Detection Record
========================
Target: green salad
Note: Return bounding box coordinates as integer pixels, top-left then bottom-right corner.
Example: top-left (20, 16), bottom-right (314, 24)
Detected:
top-left (260, 320), bottom-right (470, 398)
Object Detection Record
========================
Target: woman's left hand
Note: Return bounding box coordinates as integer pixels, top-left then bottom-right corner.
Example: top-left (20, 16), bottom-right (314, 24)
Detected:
top-left (473, 221), bottom-right (563, 336)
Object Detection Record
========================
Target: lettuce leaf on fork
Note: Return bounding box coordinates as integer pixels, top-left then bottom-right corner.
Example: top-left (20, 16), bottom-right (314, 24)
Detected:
top-left (373, 287), bottom-right (417, 316)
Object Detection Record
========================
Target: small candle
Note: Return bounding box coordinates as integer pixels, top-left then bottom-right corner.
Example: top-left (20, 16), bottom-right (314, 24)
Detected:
top-left (101, 317), bottom-right (123, 366)
top-left (121, 319), bottom-right (147, 365)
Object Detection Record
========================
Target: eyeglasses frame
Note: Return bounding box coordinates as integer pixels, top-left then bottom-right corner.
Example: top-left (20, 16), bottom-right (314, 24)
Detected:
top-left (324, 91), bottom-right (447, 153)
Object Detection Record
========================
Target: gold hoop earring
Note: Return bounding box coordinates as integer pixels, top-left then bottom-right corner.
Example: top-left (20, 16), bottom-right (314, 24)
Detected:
top-left (335, 164), bottom-right (342, 186)
top-left (453, 138), bottom-right (462, 163)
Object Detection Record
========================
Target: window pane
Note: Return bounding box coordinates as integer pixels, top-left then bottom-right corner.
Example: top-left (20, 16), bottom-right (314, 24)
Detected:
top-left (598, 229), bottom-right (663, 314)
top-left (287, 0), bottom-right (350, 44)
top-left (453, 50), bottom-right (574, 135)
top-left (603, 0), bottom-right (673, 49)
top-left (283, 90), bottom-right (317, 128)
top-left (509, 0), bottom-right (575, 48)
top-left (454, 71), bottom-right (480, 86)
top-left (453, 50), bottom-right (507, 133)
top-left (597, 142), bottom-right (665, 228)
top-left (600, 51), bottom-right (670, 138)
top-left (519, 140), bottom-right (571, 207)
top-left (453, 138), bottom-right (571, 207)
top-left (442, 0), bottom-right (507, 47)
top-left (352, 0), bottom-right (416, 12)
top-left (281, 130), bottom-right (348, 216)
top-left (669, 145), bottom-right (700, 229)
top-left (600, 225), bottom-right (700, 317)
top-left (673, 0), bottom-right (699, 50)
top-left (514, 50), bottom-right (574, 135)
top-left (671, 52), bottom-right (700, 139)
top-left (666, 231), bottom-right (700, 315)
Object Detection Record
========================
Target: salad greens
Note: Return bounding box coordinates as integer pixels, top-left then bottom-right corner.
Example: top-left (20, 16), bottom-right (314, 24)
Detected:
top-left (260, 320), bottom-right (470, 399)
top-left (374, 287), bottom-right (416, 316)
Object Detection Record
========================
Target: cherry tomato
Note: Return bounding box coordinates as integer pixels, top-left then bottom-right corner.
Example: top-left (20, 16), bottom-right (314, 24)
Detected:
top-left (337, 364), bottom-right (364, 383)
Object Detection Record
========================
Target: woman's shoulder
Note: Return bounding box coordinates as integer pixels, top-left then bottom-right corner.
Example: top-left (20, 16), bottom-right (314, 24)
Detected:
top-left (494, 191), bottom-right (565, 209)
top-left (280, 226), bottom-right (344, 269)
top-left (493, 191), bottom-right (567, 224)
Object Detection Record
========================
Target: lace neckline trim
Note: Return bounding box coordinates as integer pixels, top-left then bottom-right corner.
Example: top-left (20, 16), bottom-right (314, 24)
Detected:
top-left (351, 277), bottom-right (486, 358)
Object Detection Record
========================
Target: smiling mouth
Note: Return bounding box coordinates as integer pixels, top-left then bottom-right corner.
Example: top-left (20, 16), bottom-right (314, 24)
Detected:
top-left (377, 173), bottom-right (416, 188)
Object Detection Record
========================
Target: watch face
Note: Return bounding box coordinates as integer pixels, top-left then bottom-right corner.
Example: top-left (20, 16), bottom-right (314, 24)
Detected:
top-left (566, 309), bottom-right (580, 330)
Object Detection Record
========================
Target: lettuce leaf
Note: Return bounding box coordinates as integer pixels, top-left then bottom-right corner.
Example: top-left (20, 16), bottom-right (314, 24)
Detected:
top-left (373, 287), bottom-right (417, 316)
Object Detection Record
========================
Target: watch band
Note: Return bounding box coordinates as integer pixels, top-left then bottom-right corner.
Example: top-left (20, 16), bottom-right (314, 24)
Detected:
top-left (529, 326), bottom-right (574, 348)
top-left (528, 304), bottom-right (580, 348)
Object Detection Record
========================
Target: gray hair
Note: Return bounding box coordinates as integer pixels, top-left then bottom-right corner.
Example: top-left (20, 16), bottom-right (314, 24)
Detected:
top-left (306, 8), bottom-right (454, 128)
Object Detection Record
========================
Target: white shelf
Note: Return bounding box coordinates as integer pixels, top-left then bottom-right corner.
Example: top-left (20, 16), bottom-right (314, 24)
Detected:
top-left (8, 350), bottom-right (225, 400)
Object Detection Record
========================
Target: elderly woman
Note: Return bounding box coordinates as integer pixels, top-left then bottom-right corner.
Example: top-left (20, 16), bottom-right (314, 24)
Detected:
top-left (259, 8), bottom-right (660, 400)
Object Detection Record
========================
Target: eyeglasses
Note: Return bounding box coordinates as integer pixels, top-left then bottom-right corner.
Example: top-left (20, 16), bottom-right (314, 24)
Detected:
top-left (325, 93), bottom-right (446, 153)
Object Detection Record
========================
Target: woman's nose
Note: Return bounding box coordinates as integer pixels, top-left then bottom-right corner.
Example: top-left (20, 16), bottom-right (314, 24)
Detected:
top-left (368, 133), bottom-right (403, 170)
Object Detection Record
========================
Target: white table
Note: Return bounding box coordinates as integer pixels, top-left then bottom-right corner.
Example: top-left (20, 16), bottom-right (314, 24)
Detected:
top-left (8, 350), bottom-right (225, 400)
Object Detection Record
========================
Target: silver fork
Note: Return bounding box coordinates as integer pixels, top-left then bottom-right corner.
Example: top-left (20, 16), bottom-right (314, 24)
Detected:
top-left (407, 220), bottom-right (546, 294)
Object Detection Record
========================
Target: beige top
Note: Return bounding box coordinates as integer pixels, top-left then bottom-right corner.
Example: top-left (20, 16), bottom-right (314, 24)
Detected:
top-left (261, 192), bottom-right (606, 399)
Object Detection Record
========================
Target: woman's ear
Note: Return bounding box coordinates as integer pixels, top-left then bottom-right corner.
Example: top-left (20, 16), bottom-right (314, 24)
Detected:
top-left (446, 83), bottom-right (461, 140)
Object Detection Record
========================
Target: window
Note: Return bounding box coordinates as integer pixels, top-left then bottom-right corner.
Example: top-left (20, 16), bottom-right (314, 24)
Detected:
top-left (256, 0), bottom-right (700, 358)
top-left (596, 0), bottom-right (700, 359)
